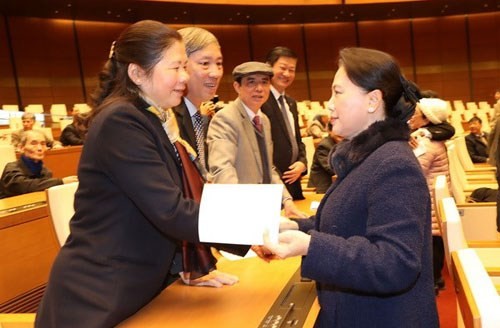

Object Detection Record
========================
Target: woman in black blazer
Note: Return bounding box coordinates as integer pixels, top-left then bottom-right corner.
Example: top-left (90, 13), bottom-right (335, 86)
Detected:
top-left (36, 20), bottom-right (205, 327)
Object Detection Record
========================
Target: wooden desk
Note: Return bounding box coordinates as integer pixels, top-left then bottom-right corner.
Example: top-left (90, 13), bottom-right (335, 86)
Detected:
top-left (42, 146), bottom-right (82, 179)
top-left (0, 192), bottom-right (59, 308)
top-left (119, 257), bottom-right (319, 328)
top-left (293, 192), bottom-right (323, 216)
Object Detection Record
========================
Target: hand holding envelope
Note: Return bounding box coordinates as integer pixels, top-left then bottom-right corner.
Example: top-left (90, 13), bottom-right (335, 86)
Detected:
top-left (254, 229), bottom-right (311, 261)
top-left (198, 184), bottom-right (283, 245)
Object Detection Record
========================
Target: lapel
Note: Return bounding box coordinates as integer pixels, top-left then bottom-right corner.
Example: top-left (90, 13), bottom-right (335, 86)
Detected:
top-left (137, 99), bottom-right (182, 170)
top-left (173, 99), bottom-right (197, 150)
top-left (271, 96), bottom-right (291, 139)
top-left (235, 98), bottom-right (263, 177)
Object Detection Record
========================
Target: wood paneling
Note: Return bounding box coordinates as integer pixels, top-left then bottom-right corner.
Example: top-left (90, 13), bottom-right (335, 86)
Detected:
top-left (304, 22), bottom-right (357, 102)
top-left (1, 12), bottom-right (498, 110)
top-left (468, 12), bottom-right (500, 103)
top-left (8, 17), bottom-right (83, 111)
top-left (413, 16), bottom-right (470, 100)
top-left (0, 16), bottom-right (18, 105)
top-left (358, 19), bottom-right (414, 81)
top-left (75, 20), bottom-right (129, 104)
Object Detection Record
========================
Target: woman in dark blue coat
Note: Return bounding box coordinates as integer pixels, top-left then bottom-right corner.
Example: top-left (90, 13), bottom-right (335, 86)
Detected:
top-left (36, 21), bottom-right (204, 327)
top-left (263, 48), bottom-right (439, 327)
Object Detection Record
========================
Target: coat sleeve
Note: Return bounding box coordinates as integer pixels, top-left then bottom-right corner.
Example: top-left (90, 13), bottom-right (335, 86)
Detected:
top-left (1, 163), bottom-right (63, 195)
top-left (206, 111), bottom-right (240, 184)
top-left (302, 155), bottom-right (429, 294)
top-left (465, 135), bottom-right (487, 163)
top-left (315, 140), bottom-right (336, 176)
top-left (60, 125), bottom-right (84, 146)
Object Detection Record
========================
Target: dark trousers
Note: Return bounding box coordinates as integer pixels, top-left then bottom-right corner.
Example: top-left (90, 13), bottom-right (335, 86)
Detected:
top-left (432, 236), bottom-right (445, 282)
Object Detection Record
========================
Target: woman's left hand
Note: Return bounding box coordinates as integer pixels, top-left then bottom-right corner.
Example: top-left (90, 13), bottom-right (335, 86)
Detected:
top-left (179, 270), bottom-right (239, 288)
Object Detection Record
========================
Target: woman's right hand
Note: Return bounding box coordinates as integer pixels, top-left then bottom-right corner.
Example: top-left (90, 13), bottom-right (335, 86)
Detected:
top-left (263, 230), bottom-right (311, 259)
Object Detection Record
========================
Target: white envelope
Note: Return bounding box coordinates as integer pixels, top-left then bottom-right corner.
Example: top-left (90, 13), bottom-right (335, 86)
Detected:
top-left (198, 184), bottom-right (282, 245)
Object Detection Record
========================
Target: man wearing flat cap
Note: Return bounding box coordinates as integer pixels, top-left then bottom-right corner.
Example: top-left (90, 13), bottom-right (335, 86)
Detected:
top-left (207, 61), bottom-right (305, 218)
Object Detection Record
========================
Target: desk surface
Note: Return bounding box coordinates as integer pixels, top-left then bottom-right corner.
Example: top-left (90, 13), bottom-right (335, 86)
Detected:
top-left (119, 193), bottom-right (323, 328)
top-left (119, 256), bottom-right (319, 328)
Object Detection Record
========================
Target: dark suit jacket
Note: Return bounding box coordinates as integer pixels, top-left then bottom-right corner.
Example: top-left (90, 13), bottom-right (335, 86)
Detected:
top-left (0, 159), bottom-right (62, 198)
top-left (173, 98), bottom-right (209, 170)
top-left (307, 136), bottom-right (337, 194)
top-left (465, 132), bottom-right (489, 163)
top-left (261, 94), bottom-right (307, 200)
top-left (59, 123), bottom-right (85, 146)
top-left (36, 97), bottom-right (200, 328)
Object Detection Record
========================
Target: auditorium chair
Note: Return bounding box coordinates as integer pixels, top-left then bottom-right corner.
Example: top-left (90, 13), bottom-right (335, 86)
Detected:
top-left (46, 181), bottom-right (79, 246)
top-left (0, 144), bottom-right (16, 175)
top-left (451, 249), bottom-right (500, 328)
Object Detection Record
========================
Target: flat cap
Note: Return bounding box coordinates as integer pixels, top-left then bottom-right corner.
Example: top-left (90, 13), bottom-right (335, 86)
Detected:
top-left (232, 61), bottom-right (274, 81)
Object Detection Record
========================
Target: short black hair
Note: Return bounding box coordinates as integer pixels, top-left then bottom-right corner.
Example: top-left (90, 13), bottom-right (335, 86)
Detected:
top-left (265, 46), bottom-right (298, 66)
top-left (468, 116), bottom-right (482, 124)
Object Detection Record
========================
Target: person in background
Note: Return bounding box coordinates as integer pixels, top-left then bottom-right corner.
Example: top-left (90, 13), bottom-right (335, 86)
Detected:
top-left (306, 110), bottom-right (330, 138)
top-left (59, 109), bottom-right (90, 146)
top-left (11, 112), bottom-right (55, 150)
top-left (36, 20), bottom-right (240, 328)
top-left (415, 89), bottom-right (455, 141)
top-left (260, 47), bottom-right (438, 327)
top-left (489, 88), bottom-right (500, 129)
top-left (173, 27), bottom-right (223, 176)
top-left (172, 26), bottom-right (240, 286)
top-left (262, 46), bottom-right (307, 200)
top-left (307, 122), bottom-right (342, 194)
top-left (408, 97), bottom-right (450, 295)
top-left (0, 130), bottom-right (77, 199)
top-left (465, 116), bottom-right (489, 163)
top-left (207, 61), bottom-right (306, 218)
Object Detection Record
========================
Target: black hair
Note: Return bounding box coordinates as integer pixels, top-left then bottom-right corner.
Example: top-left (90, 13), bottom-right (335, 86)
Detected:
top-left (468, 116), bottom-right (482, 124)
top-left (265, 46), bottom-right (298, 66)
top-left (338, 47), bottom-right (419, 123)
top-left (90, 20), bottom-right (182, 120)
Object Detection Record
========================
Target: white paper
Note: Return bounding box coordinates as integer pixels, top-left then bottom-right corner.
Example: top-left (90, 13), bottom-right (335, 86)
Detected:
top-left (199, 184), bottom-right (282, 245)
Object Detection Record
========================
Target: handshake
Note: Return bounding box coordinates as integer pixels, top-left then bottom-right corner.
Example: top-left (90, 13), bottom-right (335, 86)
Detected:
top-left (251, 217), bottom-right (311, 262)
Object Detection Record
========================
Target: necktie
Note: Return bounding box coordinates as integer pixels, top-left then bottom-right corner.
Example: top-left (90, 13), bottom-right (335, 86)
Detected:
top-left (192, 111), bottom-right (205, 167)
top-left (253, 115), bottom-right (263, 133)
top-left (278, 95), bottom-right (299, 162)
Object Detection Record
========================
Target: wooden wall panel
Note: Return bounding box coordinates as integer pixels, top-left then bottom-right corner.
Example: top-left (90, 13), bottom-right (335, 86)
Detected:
top-left (249, 24), bottom-right (308, 101)
top-left (304, 22), bottom-right (357, 102)
top-left (1, 12), bottom-right (498, 111)
top-left (413, 16), bottom-right (470, 101)
top-left (358, 19), bottom-right (414, 81)
top-left (75, 20), bottom-right (130, 105)
top-left (468, 12), bottom-right (500, 104)
top-left (0, 16), bottom-right (17, 106)
top-left (8, 17), bottom-right (82, 112)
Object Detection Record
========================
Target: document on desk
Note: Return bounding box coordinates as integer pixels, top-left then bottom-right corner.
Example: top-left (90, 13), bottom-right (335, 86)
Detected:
top-left (199, 184), bottom-right (282, 245)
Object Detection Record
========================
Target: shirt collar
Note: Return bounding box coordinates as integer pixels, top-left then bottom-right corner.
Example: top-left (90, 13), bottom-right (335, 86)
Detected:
top-left (270, 85), bottom-right (284, 101)
top-left (183, 97), bottom-right (199, 117)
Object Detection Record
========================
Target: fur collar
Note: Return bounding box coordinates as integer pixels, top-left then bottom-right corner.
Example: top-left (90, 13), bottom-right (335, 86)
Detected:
top-left (331, 118), bottom-right (410, 179)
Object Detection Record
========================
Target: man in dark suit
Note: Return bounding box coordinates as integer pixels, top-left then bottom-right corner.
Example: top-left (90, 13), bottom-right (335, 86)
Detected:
top-left (173, 27), bottom-right (223, 177)
top-left (466, 116), bottom-right (489, 163)
top-left (262, 47), bottom-right (307, 200)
